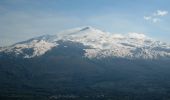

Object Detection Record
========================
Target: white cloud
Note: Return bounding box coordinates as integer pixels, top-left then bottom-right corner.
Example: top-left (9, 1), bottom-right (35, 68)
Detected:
top-left (144, 16), bottom-right (161, 23)
top-left (144, 10), bottom-right (168, 23)
top-left (152, 18), bottom-right (160, 23)
top-left (154, 10), bottom-right (168, 16)
top-left (144, 16), bottom-right (152, 20)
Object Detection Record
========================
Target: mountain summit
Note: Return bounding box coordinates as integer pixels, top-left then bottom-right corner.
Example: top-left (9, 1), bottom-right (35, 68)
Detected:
top-left (1, 26), bottom-right (170, 59)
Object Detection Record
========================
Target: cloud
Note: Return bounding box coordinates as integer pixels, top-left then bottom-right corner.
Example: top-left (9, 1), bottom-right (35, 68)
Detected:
top-left (152, 18), bottom-right (160, 23)
top-left (144, 16), bottom-right (152, 20)
top-left (144, 16), bottom-right (160, 23)
top-left (154, 10), bottom-right (168, 16)
top-left (144, 10), bottom-right (168, 23)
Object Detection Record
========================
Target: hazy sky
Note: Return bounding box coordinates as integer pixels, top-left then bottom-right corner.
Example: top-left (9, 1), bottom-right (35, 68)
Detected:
top-left (0, 0), bottom-right (170, 46)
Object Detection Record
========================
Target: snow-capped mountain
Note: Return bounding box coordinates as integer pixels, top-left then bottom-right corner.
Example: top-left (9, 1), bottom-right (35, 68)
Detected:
top-left (2, 27), bottom-right (170, 100)
top-left (1, 26), bottom-right (170, 59)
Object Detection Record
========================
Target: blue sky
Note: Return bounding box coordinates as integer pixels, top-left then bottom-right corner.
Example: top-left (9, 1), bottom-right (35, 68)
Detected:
top-left (0, 0), bottom-right (170, 46)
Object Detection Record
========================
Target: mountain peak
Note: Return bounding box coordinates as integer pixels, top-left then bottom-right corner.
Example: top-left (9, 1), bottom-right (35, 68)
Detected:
top-left (80, 26), bottom-right (93, 31)
top-left (78, 26), bottom-right (103, 33)
top-left (58, 26), bottom-right (106, 39)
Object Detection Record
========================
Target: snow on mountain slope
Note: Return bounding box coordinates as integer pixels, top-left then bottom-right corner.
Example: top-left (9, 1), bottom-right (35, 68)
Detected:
top-left (1, 26), bottom-right (170, 59)
top-left (1, 39), bottom-right (58, 58)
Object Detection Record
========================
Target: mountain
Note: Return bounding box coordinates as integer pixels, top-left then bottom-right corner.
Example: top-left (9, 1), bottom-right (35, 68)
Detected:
top-left (1, 26), bottom-right (170, 59)
top-left (1, 27), bottom-right (170, 100)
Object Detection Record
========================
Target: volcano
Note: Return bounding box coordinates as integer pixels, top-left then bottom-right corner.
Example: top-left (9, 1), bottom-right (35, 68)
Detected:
top-left (1, 27), bottom-right (170, 100)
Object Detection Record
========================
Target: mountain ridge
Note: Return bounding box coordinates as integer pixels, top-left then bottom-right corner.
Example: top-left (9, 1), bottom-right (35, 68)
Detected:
top-left (1, 26), bottom-right (170, 59)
